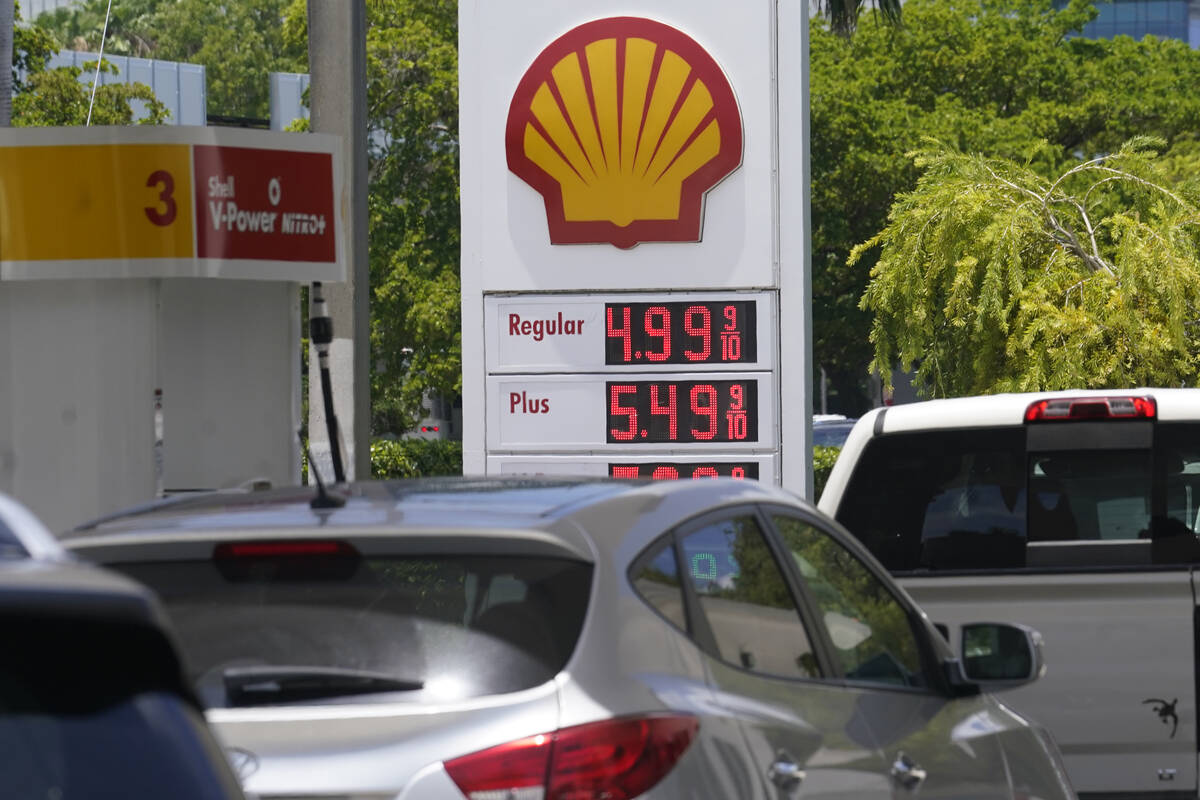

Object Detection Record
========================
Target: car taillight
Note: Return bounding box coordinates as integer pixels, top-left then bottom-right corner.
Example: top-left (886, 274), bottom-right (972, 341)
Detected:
top-left (212, 540), bottom-right (358, 558)
top-left (1024, 395), bottom-right (1156, 422)
top-left (444, 714), bottom-right (698, 800)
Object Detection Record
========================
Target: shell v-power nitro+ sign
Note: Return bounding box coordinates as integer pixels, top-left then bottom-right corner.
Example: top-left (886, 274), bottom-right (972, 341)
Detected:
top-left (460, 3), bottom-right (813, 494)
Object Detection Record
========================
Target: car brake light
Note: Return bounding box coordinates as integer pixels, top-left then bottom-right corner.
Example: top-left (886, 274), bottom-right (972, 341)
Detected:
top-left (1024, 395), bottom-right (1156, 422)
top-left (444, 714), bottom-right (698, 800)
top-left (212, 540), bottom-right (358, 559)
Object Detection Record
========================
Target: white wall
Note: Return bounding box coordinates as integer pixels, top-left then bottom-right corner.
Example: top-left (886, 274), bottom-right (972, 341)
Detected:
top-left (0, 278), bottom-right (301, 533)
top-left (0, 280), bottom-right (157, 533)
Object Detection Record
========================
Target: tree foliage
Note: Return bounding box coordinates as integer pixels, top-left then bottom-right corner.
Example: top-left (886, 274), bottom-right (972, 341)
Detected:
top-left (857, 137), bottom-right (1200, 396)
top-left (370, 437), bottom-right (463, 478)
top-left (14, 59), bottom-right (169, 125)
top-left (34, 0), bottom-right (306, 119)
top-left (365, 0), bottom-right (460, 434)
top-left (811, 0), bottom-right (1200, 409)
top-left (12, 2), bottom-right (168, 126)
top-left (284, 0), bottom-right (460, 433)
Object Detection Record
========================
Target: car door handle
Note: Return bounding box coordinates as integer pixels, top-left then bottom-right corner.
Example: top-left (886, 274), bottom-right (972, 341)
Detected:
top-left (890, 751), bottom-right (927, 791)
top-left (768, 754), bottom-right (806, 792)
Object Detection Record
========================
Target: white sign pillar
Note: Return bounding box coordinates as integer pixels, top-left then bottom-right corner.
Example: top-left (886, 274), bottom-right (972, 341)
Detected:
top-left (459, 2), bottom-right (811, 495)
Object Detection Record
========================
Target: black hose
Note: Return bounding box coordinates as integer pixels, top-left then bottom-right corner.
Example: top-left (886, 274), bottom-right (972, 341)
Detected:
top-left (310, 282), bottom-right (347, 483)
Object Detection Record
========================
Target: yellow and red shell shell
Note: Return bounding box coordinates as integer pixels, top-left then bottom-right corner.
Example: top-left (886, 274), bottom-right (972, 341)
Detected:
top-left (506, 17), bottom-right (744, 248)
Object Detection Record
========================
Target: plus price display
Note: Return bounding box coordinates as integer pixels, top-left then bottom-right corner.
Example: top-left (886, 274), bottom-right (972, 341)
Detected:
top-left (605, 300), bottom-right (756, 365)
top-left (609, 462), bottom-right (760, 480)
top-left (607, 379), bottom-right (758, 444)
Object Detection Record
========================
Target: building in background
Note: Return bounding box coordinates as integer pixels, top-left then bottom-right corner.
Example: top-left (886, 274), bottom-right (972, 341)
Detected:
top-left (46, 50), bottom-right (206, 125)
top-left (1073, 0), bottom-right (1200, 43)
top-left (22, 0), bottom-right (77, 18)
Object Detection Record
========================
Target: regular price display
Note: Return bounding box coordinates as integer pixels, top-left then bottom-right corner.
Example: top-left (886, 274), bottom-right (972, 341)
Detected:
top-left (607, 380), bottom-right (759, 444)
top-left (605, 300), bottom-right (756, 365)
top-left (609, 462), bottom-right (760, 480)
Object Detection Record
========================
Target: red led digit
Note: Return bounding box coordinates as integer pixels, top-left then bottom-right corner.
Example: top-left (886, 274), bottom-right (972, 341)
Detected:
top-left (723, 305), bottom-right (738, 330)
top-left (731, 467), bottom-right (746, 479)
top-left (690, 384), bottom-right (718, 441)
top-left (610, 384), bottom-right (638, 441)
top-left (607, 306), bottom-right (633, 362)
top-left (683, 306), bottom-right (711, 362)
top-left (726, 384), bottom-right (749, 440)
top-left (644, 306), bottom-right (671, 361)
top-left (650, 384), bottom-right (678, 441)
top-left (692, 466), bottom-right (719, 479)
top-left (652, 466), bottom-right (680, 480)
top-left (611, 465), bottom-right (639, 478)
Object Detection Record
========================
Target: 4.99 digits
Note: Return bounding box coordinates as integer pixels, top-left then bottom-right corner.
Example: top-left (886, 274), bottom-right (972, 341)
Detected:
top-left (607, 380), bottom-right (759, 444)
top-left (605, 300), bottom-right (756, 365)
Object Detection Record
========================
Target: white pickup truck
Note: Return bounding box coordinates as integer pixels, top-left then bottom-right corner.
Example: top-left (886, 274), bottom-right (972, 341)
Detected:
top-left (818, 389), bottom-right (1200, 799)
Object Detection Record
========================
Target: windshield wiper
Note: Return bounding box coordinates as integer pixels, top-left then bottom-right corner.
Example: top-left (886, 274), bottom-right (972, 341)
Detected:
top-left (222, 665), bottom-right (423, 706)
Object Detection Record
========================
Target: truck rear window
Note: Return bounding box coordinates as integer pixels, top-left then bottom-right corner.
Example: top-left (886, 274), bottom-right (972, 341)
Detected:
top-left (835, 423), bottom-right (1200, 572)
top-left (114, 554), bottom-right (592, 707)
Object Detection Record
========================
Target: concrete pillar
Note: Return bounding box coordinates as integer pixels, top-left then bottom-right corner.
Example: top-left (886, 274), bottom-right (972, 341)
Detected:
top-left (306, 0), bottom-right (370, 481)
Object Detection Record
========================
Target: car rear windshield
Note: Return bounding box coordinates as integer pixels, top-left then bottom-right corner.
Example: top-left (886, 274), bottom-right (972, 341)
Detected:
top-left (1, 615), bottom-right (242, 800)
top-left (834, 422), bottom-right (1200, 572)
top-left (114, 554), bottom-right (592, 707)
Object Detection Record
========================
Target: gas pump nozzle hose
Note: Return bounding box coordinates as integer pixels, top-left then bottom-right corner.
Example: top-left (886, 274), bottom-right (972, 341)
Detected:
top-left (310, 282), bottom-right (347, 484)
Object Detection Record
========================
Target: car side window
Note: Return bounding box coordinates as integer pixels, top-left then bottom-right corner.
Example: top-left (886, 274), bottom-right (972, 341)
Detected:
top-left (678, 515), bottom-right (819, 679)
top-left (630, 536), bottom-right (687, 631)
top-left (772, 514), bottom-right (927, 689)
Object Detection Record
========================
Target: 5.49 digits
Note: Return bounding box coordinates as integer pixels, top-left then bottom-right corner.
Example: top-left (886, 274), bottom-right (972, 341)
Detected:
top-left (607, 380), bottom-right (758, 444)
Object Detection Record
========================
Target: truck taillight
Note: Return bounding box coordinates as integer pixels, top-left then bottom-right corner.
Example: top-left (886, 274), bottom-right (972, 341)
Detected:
top-left (1024, 395), bottom-right (1156, 422)
top-left (443, 714), bottom-right (698, 800)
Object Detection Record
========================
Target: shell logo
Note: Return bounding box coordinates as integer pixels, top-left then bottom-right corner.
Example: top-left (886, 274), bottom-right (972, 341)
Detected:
top-left (506, 17), bottom-right (743, 249)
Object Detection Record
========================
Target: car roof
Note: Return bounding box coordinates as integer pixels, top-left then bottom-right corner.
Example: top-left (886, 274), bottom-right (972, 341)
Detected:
top-left (871, 387), bottom-right (1200, 433)
top-left (0, 492), bottom-right (67, 560)
top-left (0, 558), bottom-right (168, 625)
top-left (62, 476), bottom-right (811, 563)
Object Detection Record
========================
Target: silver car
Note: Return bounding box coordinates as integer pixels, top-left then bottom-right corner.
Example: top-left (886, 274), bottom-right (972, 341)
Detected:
top-left (63, 477), bottom-right (1074, 799)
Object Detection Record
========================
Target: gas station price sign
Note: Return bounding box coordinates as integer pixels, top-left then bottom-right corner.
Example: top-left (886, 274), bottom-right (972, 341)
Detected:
top-left (609, 461), bottom-right (760, 480)
top-left (485, 291), bottom-right (774, 373)
top-left (483, 291), bottom-right (777, 480)
top-left (486, 372), bottom-right (774, 451)
top-left (607, 379), bottom-right (758, 443)
top-left (604, 300), bottom-right (756, 365)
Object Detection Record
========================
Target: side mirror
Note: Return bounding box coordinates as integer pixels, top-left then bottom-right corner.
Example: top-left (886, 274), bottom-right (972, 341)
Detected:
top-left (953, 622), bottom-right (1045, 691)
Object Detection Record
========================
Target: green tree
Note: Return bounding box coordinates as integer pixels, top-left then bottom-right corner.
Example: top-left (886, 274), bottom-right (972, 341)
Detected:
top-left (12, 2), bottom-right (167, 126)
top-left (285, 0), bottom-right (459, 433)
top-left (148, 0), bottom-right (304, 119)
top-left (35, 0), bottom-right (159, 56)
top-left (810, 0), bottom-right (1200, 410)
top-left (822, 0), bottom-right (902, 37)
top-left (14, 58), bottom-right (169, 125)
top-left (365, 0), bottom-right (459, 433)
top-left (857, 137), bottom-right (1200, 396)
top-left (35, 0), bottom-right (306, 119)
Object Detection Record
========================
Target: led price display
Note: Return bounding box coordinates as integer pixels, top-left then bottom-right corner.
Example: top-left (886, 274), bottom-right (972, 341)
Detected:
top-left (605, 300), bottom-right (756, 365)
top-left (609, 462), bottom-right (760, 480)
top-left (607, 379), bottom-right (758, 444)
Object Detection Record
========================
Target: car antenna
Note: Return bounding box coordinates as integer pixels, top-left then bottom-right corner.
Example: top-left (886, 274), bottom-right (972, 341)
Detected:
top-left (300, 432), bottom-right (346, 509)
top-left (310, 281), bottom-right (347, 483)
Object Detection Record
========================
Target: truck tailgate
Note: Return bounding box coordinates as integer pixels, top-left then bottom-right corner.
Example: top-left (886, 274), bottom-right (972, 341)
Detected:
top-left (901, 570), bottom-right (1195, 796)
